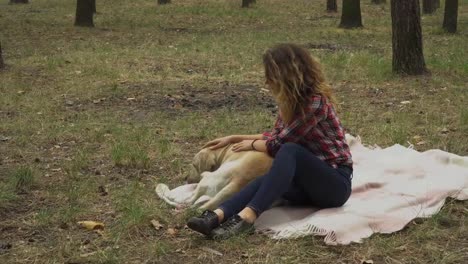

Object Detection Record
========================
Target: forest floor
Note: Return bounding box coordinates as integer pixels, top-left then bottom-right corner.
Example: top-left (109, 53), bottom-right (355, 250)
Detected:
top-left (1, 0), bottom-right (467, 263)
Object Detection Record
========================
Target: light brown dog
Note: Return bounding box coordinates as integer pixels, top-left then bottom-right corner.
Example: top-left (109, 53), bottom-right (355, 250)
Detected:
top-left (186, 144), bottom-right (273, 210)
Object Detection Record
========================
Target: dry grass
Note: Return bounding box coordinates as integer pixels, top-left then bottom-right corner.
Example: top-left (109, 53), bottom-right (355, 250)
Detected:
top-left (1, 0), bottom-right (467, 263)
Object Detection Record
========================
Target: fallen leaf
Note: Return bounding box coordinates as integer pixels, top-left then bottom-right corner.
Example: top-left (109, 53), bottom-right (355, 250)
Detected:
top-left (0, 136), bottom-right (11, 142)
top-left (173, 103), bottom-right (183, 109)
top-left (17, 90), bottom-right (25, 95)
top-left (362, 260), bottom-right (374, 264)
top-left (126, 97), bottom-right (136, 101)
top-left (440, 127), bottom-right (449, 134)
top-left (416, 141), bottom-right (426, 145)
top-left (150, 220), bottom-right (163, 230)
top-left (396, 245), bottom-right (407, 251)
top-left (80, 251), bottom-right (97, 258)
top-left (167, 228), bottom-right (177, 236)
top-left (400, 101), bottom-right (411, 105)
top-left (201, 246), bottom-right (223, 256)
top-left (77, 221), bottom-right (104, 230)
top-left (175, 248), bottom-right (185, 254)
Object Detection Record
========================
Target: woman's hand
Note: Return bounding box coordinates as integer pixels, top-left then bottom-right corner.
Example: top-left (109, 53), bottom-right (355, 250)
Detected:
top-left (232, 140), bottom-right (254, 152)
top-left (202, 136), bottom-right (233, 150)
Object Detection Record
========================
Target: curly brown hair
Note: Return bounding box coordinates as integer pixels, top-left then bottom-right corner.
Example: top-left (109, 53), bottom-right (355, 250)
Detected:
top-left (263, 43), bottom-right (336, 124)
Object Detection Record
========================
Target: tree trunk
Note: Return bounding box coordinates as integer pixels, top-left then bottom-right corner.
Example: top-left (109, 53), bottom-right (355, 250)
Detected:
top-left (339, 0), bottom-right (363, 28)
top-left (391, 0), bottom-right (428, 75)
top-left (371, 0), bottom-right (386, 4)
top-left (423, 0), bottom-right (437, 14)
top-left (9, 0), bottom-right (29, 4)
top-left (0, 42), bottom-right (5, 70)
top-left (327, 0), bottom-right (337, 12)
top-left (242, 0), bottom-right (256, 8)
top-left (443, 0), bottom-right (458, 33)
top-left (92, 0), bottom-right (96, 13)
top-left (435, 0), bottom-right (440, 9)
top-left (75, 0), bottom-right (95, 27)
top-left (158, 0), bottom-right (171, 4)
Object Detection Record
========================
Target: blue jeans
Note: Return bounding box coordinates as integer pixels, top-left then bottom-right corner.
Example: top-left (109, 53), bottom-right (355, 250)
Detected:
top-left (218, 143), bottom-right (353, 219)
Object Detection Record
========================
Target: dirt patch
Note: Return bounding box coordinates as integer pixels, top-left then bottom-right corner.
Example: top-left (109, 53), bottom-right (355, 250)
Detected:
top-left (72, 82), bottom-right (277, 115)
top-left (304, 42), bottom-right (385, 54)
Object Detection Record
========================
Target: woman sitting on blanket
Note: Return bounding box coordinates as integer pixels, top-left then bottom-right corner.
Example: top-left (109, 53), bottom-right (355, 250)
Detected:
top-left (187, 43), bottom-right (353, 240)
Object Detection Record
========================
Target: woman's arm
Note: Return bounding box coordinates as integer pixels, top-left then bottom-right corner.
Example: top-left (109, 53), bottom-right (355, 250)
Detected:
top-left (230, 134), bottom-right (265, 142)
top-left (203, 134), bottom-right (265, 150)
top-left (231, 139), bottom-right (268, 153)
top-left (252, 140), bottom-right (267, 152)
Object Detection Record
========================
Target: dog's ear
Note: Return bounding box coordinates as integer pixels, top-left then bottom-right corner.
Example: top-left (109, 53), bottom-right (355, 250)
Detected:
top-left (186, 164), bottom-right (200, 183)
top-left (193, 149), bottom-right (217, 173)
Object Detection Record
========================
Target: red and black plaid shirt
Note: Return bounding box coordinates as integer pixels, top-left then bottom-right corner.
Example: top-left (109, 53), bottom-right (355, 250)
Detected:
top-left (263, 95), bottom-right (353, 168)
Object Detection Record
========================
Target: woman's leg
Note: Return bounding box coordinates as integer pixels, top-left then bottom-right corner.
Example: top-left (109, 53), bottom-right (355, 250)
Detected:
top-left (187, 175), bottom-right (265, 236)
top-left (217, 142), bottom-right (309, 220)
top-left (216, 176), bottom-right (264, 221)
top-left (245, 143), bottom-right (351, 216)
top-left (190, 142), bottom-right (351, 238)
top-left (211, 142), bottom-right (351, 239)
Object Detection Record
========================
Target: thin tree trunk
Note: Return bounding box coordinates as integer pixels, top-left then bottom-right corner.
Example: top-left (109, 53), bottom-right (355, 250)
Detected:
top-left (327, 0), bottom-right (337, 12)
top-left (371, 0), bottom-right (386, 4)
top-left (242, 0), bottom-right (256, 8)
top-left (423, 0), bottom-right (437, 14)
top-left (339, 0), bottom-right (363, 28)
top-left (158, 0), bottom-right (171, 4)
top-left (435, 0), bottom-right (440, 9)
top-left (0, 42), bottom-right (5, 70)
top-left (75, 0), bottom-right (95, 27)
top-left (391, 0), bottom-right (428, 75)
top-left (92, 0), bottom-right (96, 13)
top-left (443, 0), bottom-right (458, 33)
top-left (9, 0), bottom-right (29, 4)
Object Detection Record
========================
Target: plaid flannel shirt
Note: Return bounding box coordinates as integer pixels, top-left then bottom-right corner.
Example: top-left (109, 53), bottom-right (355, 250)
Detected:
top-left (262, 95), bottom-right (353, 168)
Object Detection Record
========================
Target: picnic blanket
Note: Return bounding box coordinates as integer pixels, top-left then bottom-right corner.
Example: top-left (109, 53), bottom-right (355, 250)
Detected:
top-left (155, 135), bottom-right (468, 245)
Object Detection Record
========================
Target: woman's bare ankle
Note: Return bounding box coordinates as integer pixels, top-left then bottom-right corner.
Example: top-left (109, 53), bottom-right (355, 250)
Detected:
top-left (213, 209), bottom-right (224, 223)
top-left (238, 207), bottom-right (257, 224)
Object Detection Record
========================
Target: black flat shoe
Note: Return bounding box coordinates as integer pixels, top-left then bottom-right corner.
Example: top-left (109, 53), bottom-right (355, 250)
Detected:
top-left (187, 210), bottom-right (219, 236)
top-left (211, 215), bottom-right (254, 240)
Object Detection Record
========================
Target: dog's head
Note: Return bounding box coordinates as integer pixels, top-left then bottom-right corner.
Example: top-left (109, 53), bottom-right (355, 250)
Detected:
top-left (186, 149), bottom-right (217, 183)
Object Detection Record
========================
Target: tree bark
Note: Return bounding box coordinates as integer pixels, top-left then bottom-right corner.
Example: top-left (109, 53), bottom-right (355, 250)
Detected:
top-left (242, 0), bottom-right (256, 8)
top-left (327, 0), bottom-right (337, 12)
top-left (158, 0), bottom-right (171, 4)
top-left (75, 0), bottom-right (95, 27)
top-left (339, 0), bottom-right (363, 28)
top-left (9, 0), bottom-right (29, 4)
top-left (391, 0), bottom-right (428, 75)
top-left (0, 42), bottom-right (5, 70)
top-left (371, 0), bottom-right (386, 4)
top-left (443, 0), bottom-right (458, 33)
top-left (423, 0), bottom-right (437, 14)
